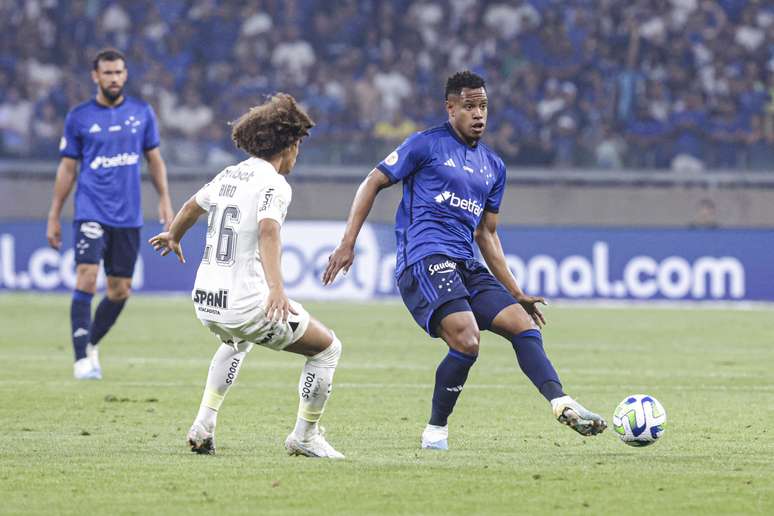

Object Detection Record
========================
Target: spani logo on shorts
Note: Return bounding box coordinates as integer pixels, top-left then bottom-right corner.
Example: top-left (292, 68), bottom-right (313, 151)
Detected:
top-left (193, 288), bottom-right (229, 309)
top-left (428, 260), bottom-right (457, 275)
top-left (80, 222), bottom-right (104, 239)
top-left (384, 151), bottom-right (398, 166)
top-left (89, 152), bottom-right (140, 170)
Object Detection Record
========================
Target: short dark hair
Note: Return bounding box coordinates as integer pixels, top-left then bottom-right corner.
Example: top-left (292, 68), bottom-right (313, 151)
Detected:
top-left (93, 48), bottom-right (126, 70)
top-left (231, 93), bottom-right (315, 159)
top-left (445, 70), bottom-right (486, 99)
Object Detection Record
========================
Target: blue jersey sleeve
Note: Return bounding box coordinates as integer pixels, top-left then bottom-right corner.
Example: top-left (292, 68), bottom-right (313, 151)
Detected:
top-left (376, 132), bottom-right (429, 183)
top-left (143, 104), bottom-right (160, 151)
top-left (485, 161), bottom-right (506, 213)
top-left (59, 111), bottom-right (82, 159)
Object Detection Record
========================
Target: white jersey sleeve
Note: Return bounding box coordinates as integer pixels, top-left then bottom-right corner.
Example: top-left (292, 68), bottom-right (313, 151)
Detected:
top-left (256, 181), bottom-right (291, 225)
top-left (194, 180), bottom-right (217, 211)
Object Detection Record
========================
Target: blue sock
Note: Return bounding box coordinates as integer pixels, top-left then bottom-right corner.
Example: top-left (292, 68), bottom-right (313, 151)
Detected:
top-left (90, 297), bottom-right (127, 346)
top-left (71, 290), bottom-right (93, 361)
top-left (511, 329), bottom-right (565, 401)
top-left (429, 349), bottom-right (477, 426)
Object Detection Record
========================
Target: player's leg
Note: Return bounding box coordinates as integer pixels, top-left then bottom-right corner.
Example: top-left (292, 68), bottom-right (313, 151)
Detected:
top-left (487, 303), bottom-right (564, 399)
top-left (397, 256), bottom-right (479, 450)
top-left (71, 221), bottom-right (105, 379)
top-left (487, 303), bottom-right (605, 435)
top-left (281, 310), bottom-right (344, 459)
top-left (465, 259), bottom-right (607, 436)
top-left (421, 302), bottom-right (480, 450)
top-left (87, 227), bottom-right (139, 374)
top-left (188, 328), bottom-right (253, 455)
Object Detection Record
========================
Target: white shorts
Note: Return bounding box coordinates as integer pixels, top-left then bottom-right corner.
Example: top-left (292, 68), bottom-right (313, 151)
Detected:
top-left (200, 299), bottom-right (310, 351)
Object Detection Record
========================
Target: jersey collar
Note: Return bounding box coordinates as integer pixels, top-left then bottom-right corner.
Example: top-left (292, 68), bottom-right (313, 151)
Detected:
top-left (92, 97), bottom-right (127, 109)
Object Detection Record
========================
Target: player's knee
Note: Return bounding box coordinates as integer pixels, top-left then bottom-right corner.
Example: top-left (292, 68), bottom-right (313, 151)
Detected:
top-left (308, 332), bottom-right (342, 368)
top-left (107, 279), bottom-right (132, 301)
top-left (108, 287), bottom-right (131, 301)
top-left (75, 266), bottom-right (98, 292)
top-left (446, 325), bottom-right (480, 356)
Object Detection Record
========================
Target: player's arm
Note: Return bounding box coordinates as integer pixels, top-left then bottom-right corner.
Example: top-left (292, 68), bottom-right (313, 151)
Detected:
top-left (322, 168), bottom-right (393, 285)
top-left (148, 195), bottom-right (205, 263)
top-left (258, 219), bottom-right (297, 323)
top-left (145, 147), bottom-right (174, 230)
top-left (475, 210), bottom-right (547, 327)
top-left (46, 157), bottom-right (78, 250)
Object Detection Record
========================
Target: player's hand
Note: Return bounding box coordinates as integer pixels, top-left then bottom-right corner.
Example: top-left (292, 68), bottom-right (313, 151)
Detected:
top-left (46, 217), bottom-right (62, 250)
top-left (517, 294), bottom-right (548, 328)
top-left (148, 232), bottom-right (185, 263)
top-left (322, 243), bottom-right (355, 285)
top-left (264, 287), bottom-right (298, 323)
top-left (159, 198), bottom-right (174, 231)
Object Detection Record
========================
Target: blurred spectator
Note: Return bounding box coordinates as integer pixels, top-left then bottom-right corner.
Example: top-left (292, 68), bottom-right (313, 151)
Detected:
top-left (690, 198), bottom-right (720, 229)
top-left (708, 96), bottom-right (748, 168)
top-left (670, 91), bottom-right (708, 171)
top-left (271, 25), bottom-right (315, 84)
top-left (0, 87), bottom-right (33, 155)
top-left (373, 66), bottom-right (412, 118)
top-left (373, 112), bottom-right (419, 143)
top-left (31, 101), bottom-right (61, 158)
top-left (595, 124), bottom-right (627, 169)
top-left (162, 87), bottom-right (214, 138)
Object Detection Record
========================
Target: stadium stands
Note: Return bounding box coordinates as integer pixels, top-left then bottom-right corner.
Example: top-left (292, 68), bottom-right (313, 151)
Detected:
top-left (0, 0), bottom-right (772, 170)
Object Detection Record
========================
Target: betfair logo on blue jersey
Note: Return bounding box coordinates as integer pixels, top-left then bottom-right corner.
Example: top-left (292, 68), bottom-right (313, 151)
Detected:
top-left (434, 191), bottom-right (483, 216)
top-left (89, 152), bottom-right (140, 170)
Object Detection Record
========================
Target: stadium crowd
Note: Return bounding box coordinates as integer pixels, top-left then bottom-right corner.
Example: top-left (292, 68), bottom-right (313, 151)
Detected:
top-left (1, 0), bottom-right (772, 170)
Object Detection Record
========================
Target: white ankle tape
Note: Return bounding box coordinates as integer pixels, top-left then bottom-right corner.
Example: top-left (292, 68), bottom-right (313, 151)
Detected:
top-left (203, 388), bottom-right (225, 411)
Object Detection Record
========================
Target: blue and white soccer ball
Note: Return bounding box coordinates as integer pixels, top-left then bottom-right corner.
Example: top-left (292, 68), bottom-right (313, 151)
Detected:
top-left (612, 395), bottom-right (667, 447)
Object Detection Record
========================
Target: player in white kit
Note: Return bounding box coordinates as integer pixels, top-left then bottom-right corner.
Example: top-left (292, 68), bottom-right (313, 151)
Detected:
top-left (149, 94), bottom-right (344, 458)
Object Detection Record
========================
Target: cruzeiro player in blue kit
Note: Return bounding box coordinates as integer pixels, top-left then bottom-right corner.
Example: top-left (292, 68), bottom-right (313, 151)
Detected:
top-left (323, 71), bottom-right (606, 449)
top-left (47, 48), bottom-right (174, 380)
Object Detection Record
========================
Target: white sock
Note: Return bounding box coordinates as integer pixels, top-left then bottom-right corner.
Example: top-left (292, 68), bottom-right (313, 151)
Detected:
top-left (293, 335), bottom-right (342, 440)
top-left (550, 395), bottom-right (573, 410)
top-left (194, 341), bottom-right (252, 432)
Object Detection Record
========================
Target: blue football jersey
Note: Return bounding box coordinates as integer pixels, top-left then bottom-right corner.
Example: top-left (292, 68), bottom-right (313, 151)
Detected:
top-left (377, 122), bottom-right (507, 277)
top-left (59, 96), bottom-right (160, 227)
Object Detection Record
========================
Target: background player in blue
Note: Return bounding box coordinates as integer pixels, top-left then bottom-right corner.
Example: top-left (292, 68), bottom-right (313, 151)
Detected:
top-left (324, 71), bottom-right (607, 449)
top-left (46, 49), bottom-right (174, 380)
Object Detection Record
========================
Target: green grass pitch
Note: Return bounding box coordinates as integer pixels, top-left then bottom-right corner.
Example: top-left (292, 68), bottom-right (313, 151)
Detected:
top-left (1, 293), bottom-right (772, 515)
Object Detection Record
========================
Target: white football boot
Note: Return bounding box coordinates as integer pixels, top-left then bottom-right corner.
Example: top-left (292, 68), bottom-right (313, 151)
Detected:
top-left (421, 424), bottom-right (449, 450)
top-left (73, 357), bottom-right (101, 380)
top-left (85, 343), bottom-right (102, 379)
top-left (187, 422), bottom-right (215, 455)
top-left (551, 395), bottom-right (607, 436)
top-left (285, 430), bottom-right (345, 459)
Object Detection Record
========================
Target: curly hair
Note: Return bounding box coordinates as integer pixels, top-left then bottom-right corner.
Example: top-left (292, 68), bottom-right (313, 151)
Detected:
top-left (231, 93), bottom-right (315, 159)
top-left (445, 70), bottom-right (486, 100)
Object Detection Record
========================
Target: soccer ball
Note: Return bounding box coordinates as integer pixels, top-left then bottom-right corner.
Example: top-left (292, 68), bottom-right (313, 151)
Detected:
top-left (612, 394), bottom-right (666, 447)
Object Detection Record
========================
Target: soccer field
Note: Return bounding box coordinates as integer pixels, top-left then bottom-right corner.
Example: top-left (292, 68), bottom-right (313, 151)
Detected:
top-left (1, 294), bottom-right (772, 515)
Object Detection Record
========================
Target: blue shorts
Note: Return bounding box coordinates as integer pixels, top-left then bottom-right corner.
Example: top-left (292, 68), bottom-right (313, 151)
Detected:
top-left (397, 254), bottom-right (518, 337)
top-left (73, 220), bottom-right (140, 278)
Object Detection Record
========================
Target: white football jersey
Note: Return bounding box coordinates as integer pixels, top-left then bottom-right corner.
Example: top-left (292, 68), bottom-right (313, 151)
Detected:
top-left (192, 157), bottom-right (291, 324)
